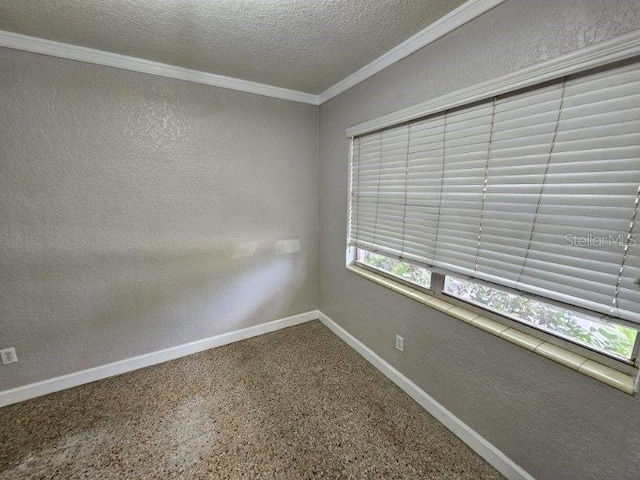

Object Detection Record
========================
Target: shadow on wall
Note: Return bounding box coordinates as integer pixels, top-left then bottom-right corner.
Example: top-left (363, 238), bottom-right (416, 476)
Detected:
top-left (0, 235), bottom-right (307, 387)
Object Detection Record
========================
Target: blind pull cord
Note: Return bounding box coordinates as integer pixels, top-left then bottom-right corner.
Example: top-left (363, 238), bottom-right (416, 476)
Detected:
top-left (431, 112), bottom-right (448, 264)
top-left (516, 77), bottom-right (568, 290)
top-left (400, 121), bottom-right (412, 259)
top-left (371, 131), bottom-right (383, 247)
top-left (474, 97), bottom-right (497, 275)
top-left (614, 184), bottom-right (640, 312)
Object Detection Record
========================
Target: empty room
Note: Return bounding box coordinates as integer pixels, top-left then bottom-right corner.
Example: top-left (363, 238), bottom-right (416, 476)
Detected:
top-left (1, 1), bottom-right (639, 479)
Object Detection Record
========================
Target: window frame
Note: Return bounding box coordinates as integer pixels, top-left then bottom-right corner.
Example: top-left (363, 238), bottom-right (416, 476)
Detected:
top-left (439, 273), bottom-right (640, 367)
top-left (350, 247), bottom-right (640, 373)
top-left (344, 33), bottom-right (640, 392)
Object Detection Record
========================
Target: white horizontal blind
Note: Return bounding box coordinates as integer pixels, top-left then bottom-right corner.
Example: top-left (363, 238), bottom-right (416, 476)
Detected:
top-left (350, 118), bottom-right (444, 265)
top-left (431, 102), bottom-right (494, 276)
top-left (349, 59), bottom-right (640, 324)
top-left (350, 125), bottom-right (409, 259)
top-left (473, 81), bottom-right (566, 288)
top-left (513, 65), bottom-right (640, 321)
top-left (403, 116), bottom-right (445, 263)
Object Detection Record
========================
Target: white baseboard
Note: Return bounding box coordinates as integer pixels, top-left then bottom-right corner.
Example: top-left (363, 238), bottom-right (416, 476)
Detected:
top-left (0, 310), bottom-right (319, 408)
top-left (1, 307), bottom-right (534, 480)
top-left (318, 311), bottom-right (535, 480)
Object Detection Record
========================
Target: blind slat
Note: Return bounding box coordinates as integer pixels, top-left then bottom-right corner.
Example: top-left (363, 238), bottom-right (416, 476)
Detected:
top-left (349, 60), bottom-right (640, 324)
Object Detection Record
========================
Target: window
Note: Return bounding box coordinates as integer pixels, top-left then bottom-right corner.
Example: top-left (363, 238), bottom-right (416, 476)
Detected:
top-left (347, 59), bottom-right (640, 364)
top-left (444, 276), bottom-right (638, 361)
top-left (356, 249), bottom-right (431, 289)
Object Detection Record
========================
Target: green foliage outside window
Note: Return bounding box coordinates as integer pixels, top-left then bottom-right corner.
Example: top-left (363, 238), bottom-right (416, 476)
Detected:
top-left (358, 251), bottom-right (431, 289)
top-left (357, 250), bottom-right (637, 360)
top-left (445, 277), bottom-right (637, 360)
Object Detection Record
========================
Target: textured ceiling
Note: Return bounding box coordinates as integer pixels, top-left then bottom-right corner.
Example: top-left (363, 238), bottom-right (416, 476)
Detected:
top-left (0, 0), bottom-right (466, 94)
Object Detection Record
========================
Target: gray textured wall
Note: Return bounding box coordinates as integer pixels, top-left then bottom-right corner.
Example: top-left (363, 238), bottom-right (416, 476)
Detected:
top-left (318, 1), bottom-right (640, 479)
top-left (0, 48), bottom-right (319, 391)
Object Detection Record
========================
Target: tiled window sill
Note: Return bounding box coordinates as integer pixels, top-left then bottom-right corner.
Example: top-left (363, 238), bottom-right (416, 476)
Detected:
top-left (347, 265), bottom-right (638, 395)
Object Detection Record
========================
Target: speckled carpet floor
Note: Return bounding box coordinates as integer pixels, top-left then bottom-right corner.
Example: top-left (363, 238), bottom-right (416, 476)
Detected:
top-left (0, 320), bottom-right (503, 479)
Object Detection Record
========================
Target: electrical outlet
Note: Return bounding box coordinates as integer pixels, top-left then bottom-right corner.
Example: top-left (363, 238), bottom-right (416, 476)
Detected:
top-left (1, 347), bottom-right (18, 365)
top-left (395, 335), bottom-right (404, 352)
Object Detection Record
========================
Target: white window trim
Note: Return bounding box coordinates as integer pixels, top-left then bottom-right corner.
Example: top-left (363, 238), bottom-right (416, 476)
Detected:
top-left (348, 247), bottom-right (639, 368)
top-left (353, 247), bottom-right (640, 365)
top-left (347, 262), bottom-right (638, 394)
top-left (345, 29), bottom-right (640, 138)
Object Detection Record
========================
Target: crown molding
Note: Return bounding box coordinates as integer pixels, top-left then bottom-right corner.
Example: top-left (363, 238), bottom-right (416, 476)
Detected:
top-left (346, 28), bottom-right (640, 137)
top-left (318, 0), bottom-right (507, 104)
top-left (0, 30), bottom-right (320, 105)
top-left (0, 0), bottom-right (505, 107)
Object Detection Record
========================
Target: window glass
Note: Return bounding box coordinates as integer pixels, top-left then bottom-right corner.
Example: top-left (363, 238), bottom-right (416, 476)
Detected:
top-left (357, 249), bottom-right (431, 289)
top-left (444, 276), bottom-right (638, 360)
